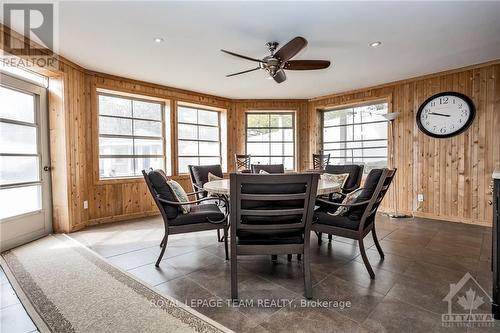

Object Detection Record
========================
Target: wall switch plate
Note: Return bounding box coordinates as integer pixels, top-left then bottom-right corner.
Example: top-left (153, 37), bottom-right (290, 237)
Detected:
top-left (83, 200), bottom-right (88, 209)
top-left (417, 194), bottom-right (424, 202)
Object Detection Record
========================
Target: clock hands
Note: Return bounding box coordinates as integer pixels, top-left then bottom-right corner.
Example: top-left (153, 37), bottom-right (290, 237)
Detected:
top-left (428, 112), bottom-right (451, 117)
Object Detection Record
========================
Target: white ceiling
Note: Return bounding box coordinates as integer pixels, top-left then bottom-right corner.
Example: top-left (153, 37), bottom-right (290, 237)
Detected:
top-left (10, 1), bottom-right (500, 98)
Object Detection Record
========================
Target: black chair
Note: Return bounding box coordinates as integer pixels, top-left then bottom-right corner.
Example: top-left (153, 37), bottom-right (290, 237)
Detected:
top-left (251, 164), bottom-right (285, 174)
top-left (188, 164), bottom-right (225, 242)
top-left (143, 169), bottom-right (229, 266)
top-left (229, 173), bottom-right (319, 299)
top-left (235, 154), bottom-right (252, 173)
top-left (312, 153), bottom-right (330, 170)
top-left (317, 164), bottom-right (365, 242)
top-left (312, 168), bottom-right (396, 279)
top-left (324, 164), bottom-right (364, 195)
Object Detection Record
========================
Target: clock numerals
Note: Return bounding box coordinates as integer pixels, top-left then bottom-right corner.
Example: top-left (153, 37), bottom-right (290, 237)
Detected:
top-left (417, 93), bottom-right (475, 138)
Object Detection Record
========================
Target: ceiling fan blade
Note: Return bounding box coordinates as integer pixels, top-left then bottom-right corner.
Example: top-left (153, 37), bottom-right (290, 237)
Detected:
top-left (226, 67), bottom-right (261, 77)
top-left (221, 49), bottom-right (262, 63)
top-left (273, 69), bottom-right (286, 83)
top-left (274, 37), bottom-right (308, 63)
top-left (284, 60), bottom-right (331, 70)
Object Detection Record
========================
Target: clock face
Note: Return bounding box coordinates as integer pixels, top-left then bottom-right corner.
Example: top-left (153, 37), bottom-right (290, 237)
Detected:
top-left (416, 92), bottom-right (475, 138)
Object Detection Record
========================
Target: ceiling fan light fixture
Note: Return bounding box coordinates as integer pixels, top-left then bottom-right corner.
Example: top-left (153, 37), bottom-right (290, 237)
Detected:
top-left (369, 41), bottom-right (382, 47)
top-left (153, 37), bottom-right (164, 43)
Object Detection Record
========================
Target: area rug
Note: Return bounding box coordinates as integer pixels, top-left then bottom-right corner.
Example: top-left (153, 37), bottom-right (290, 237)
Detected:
top-left (0, 234), bottom-right (233, 333)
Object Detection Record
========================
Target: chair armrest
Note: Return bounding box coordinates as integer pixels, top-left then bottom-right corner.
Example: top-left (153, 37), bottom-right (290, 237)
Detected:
top-left (186, 189), bottom-right (205, 197)
top-left (316, 197), bottom-right (371, 208)
top-left (342, 186), bottom-right (364, 193)
top-left (156, 195), bottom-right (217, 206)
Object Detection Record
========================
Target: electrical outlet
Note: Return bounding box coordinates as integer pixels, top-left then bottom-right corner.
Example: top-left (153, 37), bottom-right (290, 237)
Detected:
top-left (417, 194), bottom-right (424, 202)
top-left (83, 200), bottom-right (88, 209)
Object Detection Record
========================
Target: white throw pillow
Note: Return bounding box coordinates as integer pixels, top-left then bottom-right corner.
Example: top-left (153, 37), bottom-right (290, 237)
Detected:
top-left (259, 170), bottom-right (270, 174)
top-left (208, 172), bottom-right (222, 182)
top-left (321, 173), bottom-right (350, 188)
top-left (166, 180), bottom-right (190, 214)
top-left (328, 188), bottom-right (363, 216)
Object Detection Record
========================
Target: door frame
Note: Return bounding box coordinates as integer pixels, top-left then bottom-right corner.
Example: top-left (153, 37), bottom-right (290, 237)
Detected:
top-left (0, 72), bottom-right (52, 251)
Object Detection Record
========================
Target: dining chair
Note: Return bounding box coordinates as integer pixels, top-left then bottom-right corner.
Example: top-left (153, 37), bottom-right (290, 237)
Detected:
top-left (251, 164), bottom-right (285, 174)
top-left (317, 164), bottom-right (365, 242)
top-left (312, 153), bottom-right (330, 170)
top-left (234, 154), bottom-right (252, 173)
top-left (188, 164), bottom-right (225, 242)
top-left (143, 169), bottom-right (229, 266)
top-left (312, 168), bottom-right (396, 279)
top-left (229, 172), bottom-right (319, 299)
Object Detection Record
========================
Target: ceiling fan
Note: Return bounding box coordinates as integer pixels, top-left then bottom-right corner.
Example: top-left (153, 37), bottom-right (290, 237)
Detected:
top-left (221, 36), bottom-right (330, 83)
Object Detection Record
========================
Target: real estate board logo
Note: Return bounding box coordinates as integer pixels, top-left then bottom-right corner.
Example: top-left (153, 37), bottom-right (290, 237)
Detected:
top-left (442, 272), bottom-right (495, 327)
top-left (1, 3), bottom-right (58, 69)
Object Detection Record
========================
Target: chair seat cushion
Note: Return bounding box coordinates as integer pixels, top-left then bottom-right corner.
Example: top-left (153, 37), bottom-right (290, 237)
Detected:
top-left (313, 209), bottom-right (360, 230)
top-left (169, 204), bottom-right (224, 226)
top-left (237, 229), bottom-right (304, 245)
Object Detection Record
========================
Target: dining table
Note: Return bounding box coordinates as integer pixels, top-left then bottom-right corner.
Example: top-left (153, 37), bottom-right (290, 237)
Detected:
top-left (203, 177), bottom-right (342, 197)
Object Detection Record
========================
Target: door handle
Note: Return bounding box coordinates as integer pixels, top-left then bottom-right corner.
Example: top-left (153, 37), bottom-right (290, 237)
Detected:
top-left (43, 166), bottom-right (53, 172)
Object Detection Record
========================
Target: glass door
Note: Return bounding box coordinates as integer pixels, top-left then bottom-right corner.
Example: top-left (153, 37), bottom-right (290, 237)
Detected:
top-left (0, 73), bottom-right (51, 251)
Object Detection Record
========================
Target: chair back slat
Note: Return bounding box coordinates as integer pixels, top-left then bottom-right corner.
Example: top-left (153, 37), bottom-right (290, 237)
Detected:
top-left (251, 164), bottom-right (285, 174)
top-left (312, 153), bottom-right (330, 170)
top-left (235, 154), bottom-right (251, 171)
top-left (230, 173), bottom-right (319, 232)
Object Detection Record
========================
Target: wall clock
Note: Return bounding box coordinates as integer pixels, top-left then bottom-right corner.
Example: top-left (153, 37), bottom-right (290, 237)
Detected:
top-left (416, 92), bottom-right (475, 138)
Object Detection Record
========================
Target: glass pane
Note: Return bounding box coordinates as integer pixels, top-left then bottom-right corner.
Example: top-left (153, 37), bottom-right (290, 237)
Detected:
top-left (252, 156), bottom-right (270, 165)
top-left (133, 100), bottom-right (162, 120)
top-left (323, 127), bottom-right (342, 143)
top-left (0, 122), bottom-right (37, 154)
top-left (99, 158), bottom-right (134, 178)
top-left (353, 148), bottom-right (388, 158)
top-left (353, 157), bottom-right (387, 173)
top-left (270, 114), bottom-right (292, 127)
top-left (247, 114), bottom-right (269, 128)
top-left (270, 157), bottom-right (284, 165)
top-left (99, 137), bottom-right (133, 156)
top-left (199, 157), bottom-right (220, 165)
top-left (199, 126), bottom-right (218, 141)
top-left (134, 139), bottom-right (163, 155)
top-left (198, 110), bottom-right (218, 126)
top-left (247, 129), bottom-right (269, 142)
top-left (0, 185), bottom-right (41, 219)
top-left (247, 142), bottom-right (269, 156)
top-left (199, 141), bottom-right (220, 156)
top-left (270, 143), bottom-right (283, 155)
top-left (178, 123), bottom-right (198, 140)
top-left (283, 129), bottom-right (294, 141)
top-left (98, 95), bottom-right (131, 117)
top-left (135, 158), bottom-right (164, 174)
top-left (178, 140), bottom-right (198, 156)
top-left (0, 156), bottom-right (39, 185)
top-left (283, 143), bottom-right (294, 156)
top-left (357, 103), bottom-right (388, 122)
top-left (270, 129), bottom-right (283, 141)
top-left (284, 157), bottom-right (294, 170)
top-left (133, 119), bottom-right (162, 137)
top-left (0, 86), bottom-right (34, 123)
top-left (178, 107), bottom-right (197, 123)
top-left (178, 157), bottom-right (199, 173)
top-left (99, 116), bottom-right (132, 136)
top-left (323, 110), bottom-right (347, 127)
top-left (361, 122), bottom-right (388, 140)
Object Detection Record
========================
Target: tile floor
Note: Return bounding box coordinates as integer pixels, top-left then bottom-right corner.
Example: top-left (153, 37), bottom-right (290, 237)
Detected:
top-left (1, 214), bottom-right (498, 333)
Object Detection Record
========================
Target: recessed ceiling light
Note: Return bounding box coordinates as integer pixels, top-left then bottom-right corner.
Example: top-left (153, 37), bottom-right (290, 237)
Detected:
top-left (369, 41), bottom-right (382, 47)
top-left (153, 37), bottom-right (164, 43)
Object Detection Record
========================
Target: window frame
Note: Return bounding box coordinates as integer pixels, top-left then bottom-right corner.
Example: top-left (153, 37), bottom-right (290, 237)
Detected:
top-left (97, 92), bottom-right (167, 180)
top-left (176, 104), bottom-right (223, 174)
top-left (245, 111), bottom-right (296, 170)
top-left (320, 101), bottom-right (389, 172)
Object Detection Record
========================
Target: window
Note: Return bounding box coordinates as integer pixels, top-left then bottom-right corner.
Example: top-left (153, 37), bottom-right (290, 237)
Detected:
top-left (245, 112), bottom-right (295, 170)
top-left (98, 93), bottom-right (166, 179)
top-left (321, 102), bottom-right (388, 173)
top-left (177, 105), bottom-right (222, 173)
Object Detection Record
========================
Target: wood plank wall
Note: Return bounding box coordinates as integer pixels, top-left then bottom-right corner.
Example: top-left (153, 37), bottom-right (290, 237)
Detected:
top-left (2, 24), bottom-right (498, 230)
top-left (309, 63), bottom-right (500, 225)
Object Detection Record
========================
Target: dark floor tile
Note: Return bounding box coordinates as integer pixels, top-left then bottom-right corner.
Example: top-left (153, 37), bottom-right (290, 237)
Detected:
top-left (362, 296), bottom-right (465, 333)
top-left (105, 248), bottom-right (158, 270)
top-left (331, 260), bottom-right (402, 295)
top-left (312, 274), bottom-right (385, 323)
top-left (386, 274), bottom-right (450, 314)
top-left (163, 249), bottom-right (226, 275)
top-left (155, 275), bottom-right (214, 305)
top-left (259, 299), bottom-right (368, 333)
top-left (402, 261), bottom-right (469, 289)
top-left (353, 248), bottom-right (414, 274)
top-left (127, 261), bottom-right (183, 286)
